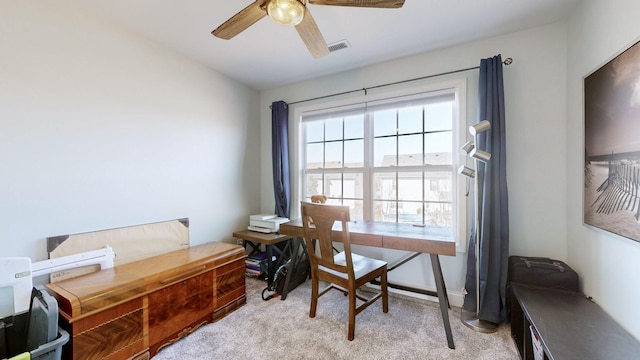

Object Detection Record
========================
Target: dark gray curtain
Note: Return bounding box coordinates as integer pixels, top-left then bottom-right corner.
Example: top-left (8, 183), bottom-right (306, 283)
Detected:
top-left (272, 101), bottom-right (291, 218)
top-left (462, 55), bottom-right (510, 324)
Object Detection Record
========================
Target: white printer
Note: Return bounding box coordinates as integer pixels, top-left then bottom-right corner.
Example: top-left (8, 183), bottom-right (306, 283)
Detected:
top-left (248, 214), bottom-right (289, 233)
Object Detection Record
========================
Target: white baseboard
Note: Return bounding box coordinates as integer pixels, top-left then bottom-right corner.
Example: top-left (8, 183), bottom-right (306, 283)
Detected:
top-left (389, 286), bottom-right (465, 308)
top-left (364, 282), bottom-right (465, 308)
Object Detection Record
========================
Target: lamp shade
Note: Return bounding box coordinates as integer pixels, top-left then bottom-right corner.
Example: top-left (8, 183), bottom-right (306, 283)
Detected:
top-left (458, 165), bottom-right (476, 178)
top-left (469, 120), bottom-right (491, 136)
top-left (461, 140), bottom-right (475, 154)
top-left (266, 0), bottom-right (305, 26)
top-left (470, 148), bottom-right (492, 163)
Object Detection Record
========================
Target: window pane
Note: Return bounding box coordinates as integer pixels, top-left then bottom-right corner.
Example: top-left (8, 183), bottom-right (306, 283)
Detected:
top-left (305, 173), bottom-right (323, 197)
top-left (373, 109), bottom-right (396, 137)
top-left (425, 101), bottom-right (453, 132)
top-left (343, 172), bottom-right (363, 199)
top-left (344, 115), bottom-right (364, 139)
top-left (425, 202), bottom-right (453, 227)
top-left (374, 137), bottom-right (396, 166)
top-left (398, 106), bottom-right (423, 134)
top-left (398, 172), bottom-right (422, 201)
top-left (325, 141), bottom-right (342, 168)
top-left (325, 118), bottom-right (343, 141)
top-left (325, 173), bottom-right (342, 198)
top-left (398, 134), bottom-right (423, 166)
top-left (344, 140), bottom-right (363, 167)
top-left (306, 121), bottom-right (324, 143)
top-left (344, 199), bottom-right (364, 221)
top-left (425, 171), bottom-right (452, 202)
top-left (306, 143), bottom-right (323, 168)
top-left (373, 173), bottom-right (396, 200)
top-left (397, 201), bottom-right (423, 225)
top-left (373, 200), bottom-right (396, 222)
top-left (425, 131), bottom-right (452, 164)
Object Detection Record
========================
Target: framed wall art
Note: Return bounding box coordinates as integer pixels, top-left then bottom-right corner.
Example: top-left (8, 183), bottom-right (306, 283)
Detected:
top-left (584, 39), bottom-right (640, 243)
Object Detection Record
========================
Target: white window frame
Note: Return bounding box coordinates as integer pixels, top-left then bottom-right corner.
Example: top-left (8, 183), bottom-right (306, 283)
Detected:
top-left (290, 79), bottom-right (468, 252)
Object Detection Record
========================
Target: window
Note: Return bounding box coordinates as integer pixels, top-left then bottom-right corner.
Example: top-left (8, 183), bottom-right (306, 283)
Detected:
top-left (295, 80), bottom-right (467, 248)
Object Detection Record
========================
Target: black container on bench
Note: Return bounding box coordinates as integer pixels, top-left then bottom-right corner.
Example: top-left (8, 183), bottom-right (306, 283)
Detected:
top-left (507, 256), bottom-right (579, 319)
top-left (508, 256), bottom-right (579, 291)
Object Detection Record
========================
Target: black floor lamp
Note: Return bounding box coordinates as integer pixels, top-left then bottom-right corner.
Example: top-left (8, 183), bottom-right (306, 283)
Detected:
top-left (458, 119), bottom-right (498, 333)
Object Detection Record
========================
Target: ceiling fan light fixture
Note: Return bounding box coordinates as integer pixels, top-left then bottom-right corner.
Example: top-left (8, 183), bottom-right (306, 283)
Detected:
top-left (266, 0), bottom-right (305, 27)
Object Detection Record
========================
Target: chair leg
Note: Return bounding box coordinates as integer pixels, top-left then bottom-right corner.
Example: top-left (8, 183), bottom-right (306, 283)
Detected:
top-left (309, 275), bottom-right (318, 318)
top-left (347, 288), bottom-right (356, 341)
top-left (381, 269), bottom-right (389, 313)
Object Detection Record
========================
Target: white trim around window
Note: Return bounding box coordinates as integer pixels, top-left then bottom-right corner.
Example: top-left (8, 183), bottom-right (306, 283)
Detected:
top-left (290, 78), bottom-right (469, 252)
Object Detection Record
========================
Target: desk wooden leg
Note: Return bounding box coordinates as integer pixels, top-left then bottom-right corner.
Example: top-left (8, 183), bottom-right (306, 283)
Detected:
top-left (430, 254), bottom-right (455, 349)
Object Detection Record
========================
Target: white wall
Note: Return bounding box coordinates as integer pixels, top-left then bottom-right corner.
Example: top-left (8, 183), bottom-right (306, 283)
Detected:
top-left (0, 3), bottom-right (261, 263)
top-left (260, 22), bottom-right (569, 305)
top-left (567, 0), bottom-right (640, 340)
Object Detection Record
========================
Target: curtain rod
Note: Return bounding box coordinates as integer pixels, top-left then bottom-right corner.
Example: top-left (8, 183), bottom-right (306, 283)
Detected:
top-left (271, 57), bottom-right (513, 108)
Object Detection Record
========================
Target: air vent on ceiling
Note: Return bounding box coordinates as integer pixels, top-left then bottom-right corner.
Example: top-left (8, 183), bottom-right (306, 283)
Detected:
top-left (328, 39), bottom-right (351, 53)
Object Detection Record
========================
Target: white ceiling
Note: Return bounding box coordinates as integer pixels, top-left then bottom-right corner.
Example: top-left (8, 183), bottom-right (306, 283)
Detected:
top-left (73, 0), bottom-right (580, 90)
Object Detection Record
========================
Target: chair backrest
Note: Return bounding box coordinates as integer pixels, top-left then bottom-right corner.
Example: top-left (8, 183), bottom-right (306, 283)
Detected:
top-left (300, 202), bottom-right (353, 277)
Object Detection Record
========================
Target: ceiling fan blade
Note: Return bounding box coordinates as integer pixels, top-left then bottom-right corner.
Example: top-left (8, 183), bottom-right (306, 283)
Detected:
top-left (309, 0), bottom-right (404, 8)
top-left (212, 1), bottom-right (267, 40)
top-left (295, 8), bottom-right (330, 59)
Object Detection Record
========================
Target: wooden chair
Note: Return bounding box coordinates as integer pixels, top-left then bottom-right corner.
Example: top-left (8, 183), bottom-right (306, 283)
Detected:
top-left (300, 201), bottom-right (388, 341)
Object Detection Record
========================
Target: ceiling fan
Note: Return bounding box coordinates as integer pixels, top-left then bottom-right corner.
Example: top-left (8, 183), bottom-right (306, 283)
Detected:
top-left (211, 0), bottom-right (405, 59)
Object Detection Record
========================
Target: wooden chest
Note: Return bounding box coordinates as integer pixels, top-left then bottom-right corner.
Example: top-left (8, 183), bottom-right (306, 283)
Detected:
top-left (46, 242), bottom-right (246, 360)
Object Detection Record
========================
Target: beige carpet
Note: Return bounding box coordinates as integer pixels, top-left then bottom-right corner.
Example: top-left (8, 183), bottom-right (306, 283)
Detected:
top-left (153, 277), bottom-right (520, 360)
